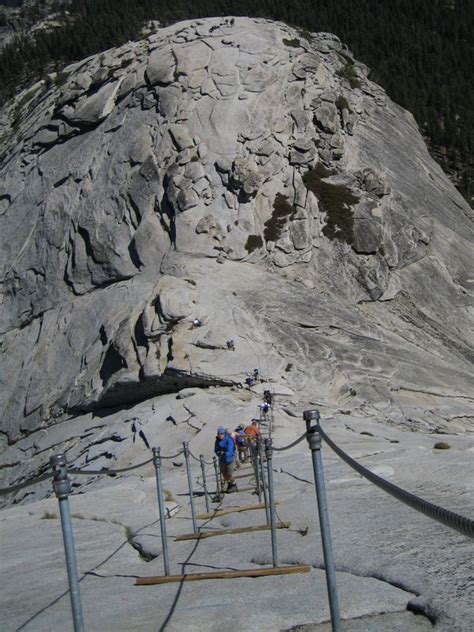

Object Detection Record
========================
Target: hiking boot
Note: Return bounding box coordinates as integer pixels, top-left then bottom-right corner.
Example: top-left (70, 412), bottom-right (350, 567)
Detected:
top-left (226, 482), bottom-right (238, 493)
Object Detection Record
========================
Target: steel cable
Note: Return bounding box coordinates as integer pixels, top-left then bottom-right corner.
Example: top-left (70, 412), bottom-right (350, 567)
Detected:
top-left (0, 472), bottom-right (52, 496)
top-left (189, 449), bottom-right (213, 465)
top-left (161, 450), bottom-right (184, 460)
top-left (0, 449), bottom-right (185, 494)
top-left (317, 424), bottom-right (474, 539)
top-left (273, 432), bottom-right (307, 452)
top-left (68, 457), bottom-right (154, 476)
top-left (69, 449), bottom-right (184, 476)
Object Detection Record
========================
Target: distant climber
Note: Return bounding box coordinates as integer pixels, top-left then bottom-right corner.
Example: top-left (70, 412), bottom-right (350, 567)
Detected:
top-left (253, 368), bottom-right (259, 381)
top-left (226, 338), bottom-right (235, 351)
top-left (214, 426), bottom-right (237, 493)
top-left (258, 401), bottom-right (270, 422)
top-left (263, 390), bottom-right (273, 405)
top-left (191, 318), bottom-right (202, 329)
top-left (245, 376), bottom-right (254, 387)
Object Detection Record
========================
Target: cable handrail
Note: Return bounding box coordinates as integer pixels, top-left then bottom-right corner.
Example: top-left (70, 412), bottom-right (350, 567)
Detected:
top-left (0, 472), bottom-right (52, 496)
top-left (273, 432), bottom-right (306, 452)
top-left (317, 423), bottom-right (474, 539)
top-left (68, 458), bottom-right (154, 476)
top-left (0, 449), bottom-right (186, 494)
top-left (188, 449), bottom-right (213, 465)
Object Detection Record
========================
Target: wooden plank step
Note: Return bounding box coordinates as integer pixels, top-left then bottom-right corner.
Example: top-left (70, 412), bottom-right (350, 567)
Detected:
top-left (175, 522), bottom-right (290, 541)
top-left (136, 564), bottom-right (311, 585)
top-left (196, 501), bottom-right (278, 520)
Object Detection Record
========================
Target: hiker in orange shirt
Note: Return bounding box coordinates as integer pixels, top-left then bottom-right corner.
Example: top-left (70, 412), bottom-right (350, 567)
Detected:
top-left (244, 419), bottom-right (261, 439)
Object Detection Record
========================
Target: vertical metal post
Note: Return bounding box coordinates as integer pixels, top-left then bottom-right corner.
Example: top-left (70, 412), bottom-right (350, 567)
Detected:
top-left (304, 410), bottom-right (341, 632)
top-left (200, 455), bottom-right (210, 514)
top-left (264, 439), bottom-right (278, 567)
top-left (258, 441), bottom-right (270, 524)
top-left (152, 447), bottom-right (170, 576)
top-left (213, 456), bottom-right (222, 501)
top-left (183, 442), bottom-right (198, 533)
top-left (252, 440), bottom-right (262, 502)
top-left (50, 454), bottom-right (84, 632)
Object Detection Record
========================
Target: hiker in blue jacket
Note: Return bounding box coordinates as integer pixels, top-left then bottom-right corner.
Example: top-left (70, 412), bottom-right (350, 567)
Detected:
top-left (214, 426), bottom-right (237, 493)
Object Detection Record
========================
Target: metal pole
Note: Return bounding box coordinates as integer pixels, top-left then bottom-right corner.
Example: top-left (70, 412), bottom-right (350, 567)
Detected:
top-left (152, 447), bottom-right (170, 576)
top-left (183, 442), bottom-right (198, 533)
top-left (258, 440), bottom-right (270, 524)
top-left (50, 454), bottom-right (84, 632)
top-left (252, 440), bottom-right (262, 502)
top-left (213, 456), bottom-right (222, 501)
top-left (303, 410), bottom-right (341, 632)
top-left (200, 455), bottom-right (210, 514)
top-left (264, 439), bottom-right (278, 567)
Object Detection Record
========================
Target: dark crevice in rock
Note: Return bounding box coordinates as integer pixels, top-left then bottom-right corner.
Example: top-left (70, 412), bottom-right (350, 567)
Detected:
top-left (167, 336), bottom-right (174, 362)
top-left (78, 371), bottom-right (235, 418)
top-left (158, 190), bottom-right (176, 248)
top-left (85, 570), bottom-right (140, 579)
top-left (133, 315), bottom-right (148, 350)
top-left (315, 561), bottom-right (421, 598)
top-left (77, 225), bottom-right (102, 266)
top-left (85, 451), bottom-right (116, 463)
top-left (407, 596), bottom-right (438, 624)
top-left (126, 194), bottom-right (142, 229)
top-left (100, 344), bottom-right (127, 386)
top-left (128, 238), bottom-right (142, 270)
top-left (87, 433), bottom-right (126, 447)
top-left (278, 467), bottom-right (312, 485)
top-left (125, 527), bottom-right (158, 562)
top-left (99, 325), bottom-right (108, 345)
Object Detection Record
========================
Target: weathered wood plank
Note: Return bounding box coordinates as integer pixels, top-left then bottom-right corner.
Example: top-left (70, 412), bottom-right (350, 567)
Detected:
top-left (175, 522), bottom-right (290, 541)
top-left (136, 564), bottom-right (311, 585)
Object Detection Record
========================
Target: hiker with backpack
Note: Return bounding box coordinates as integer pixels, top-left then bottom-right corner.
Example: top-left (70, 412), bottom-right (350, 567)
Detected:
top-left (214, 426), bottom-right (237, 493)
top-left (234, 423), bottom-right (248, 462)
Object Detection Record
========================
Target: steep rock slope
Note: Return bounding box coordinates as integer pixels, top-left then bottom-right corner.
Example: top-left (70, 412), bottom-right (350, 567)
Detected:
top-left (0, 17), bottom-right (473, 632)
top-left (0, 16), bottom-right (472, 448)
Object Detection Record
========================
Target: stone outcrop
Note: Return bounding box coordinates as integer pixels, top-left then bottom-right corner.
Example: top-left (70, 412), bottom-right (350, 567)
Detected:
top-left (0, 16), bottom-right (472, 446)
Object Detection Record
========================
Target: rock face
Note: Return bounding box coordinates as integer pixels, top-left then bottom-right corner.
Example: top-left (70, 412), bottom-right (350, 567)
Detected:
top-left (0, 17), bottom-right (473, 632)
top-left (0, 17), bottom-right (472, 446)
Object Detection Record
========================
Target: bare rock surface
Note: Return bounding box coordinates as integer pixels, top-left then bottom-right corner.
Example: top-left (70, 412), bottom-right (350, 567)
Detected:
top-left (0, 413), bottom-right (472, 631)
top-left (0, 16), bottom-right (473, 632)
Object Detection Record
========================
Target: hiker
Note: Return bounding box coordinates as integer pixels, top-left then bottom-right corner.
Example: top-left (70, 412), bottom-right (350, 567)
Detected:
top-left (263, 389), bottom-right (273, 405)
top-left (258, 401), bottom-right (270, 422)
top-left (191, 318), bottom-right (202, 329)
top-left (253, 368), bottom-right (259, 381)
top-left (226, 338), bottom-right (235, 351)
top-left (214, 426), bottom-right (237, 493)
top-left (245, 376), bottom-right (254, 387)
top-left (234, 423), bottom-right (248, 462)
top-left (226, 427), bottom-right (240, 468)
top-left (244, 419), bottom-right (261, 440)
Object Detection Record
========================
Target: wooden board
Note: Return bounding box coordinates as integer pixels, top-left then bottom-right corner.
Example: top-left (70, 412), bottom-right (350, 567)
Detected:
top-left (175, 522), bottom-right (290, 541)
top-left (136, 564), bottom-right (311, 585)
top-left (196, 501), bottom-right (278, 520)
